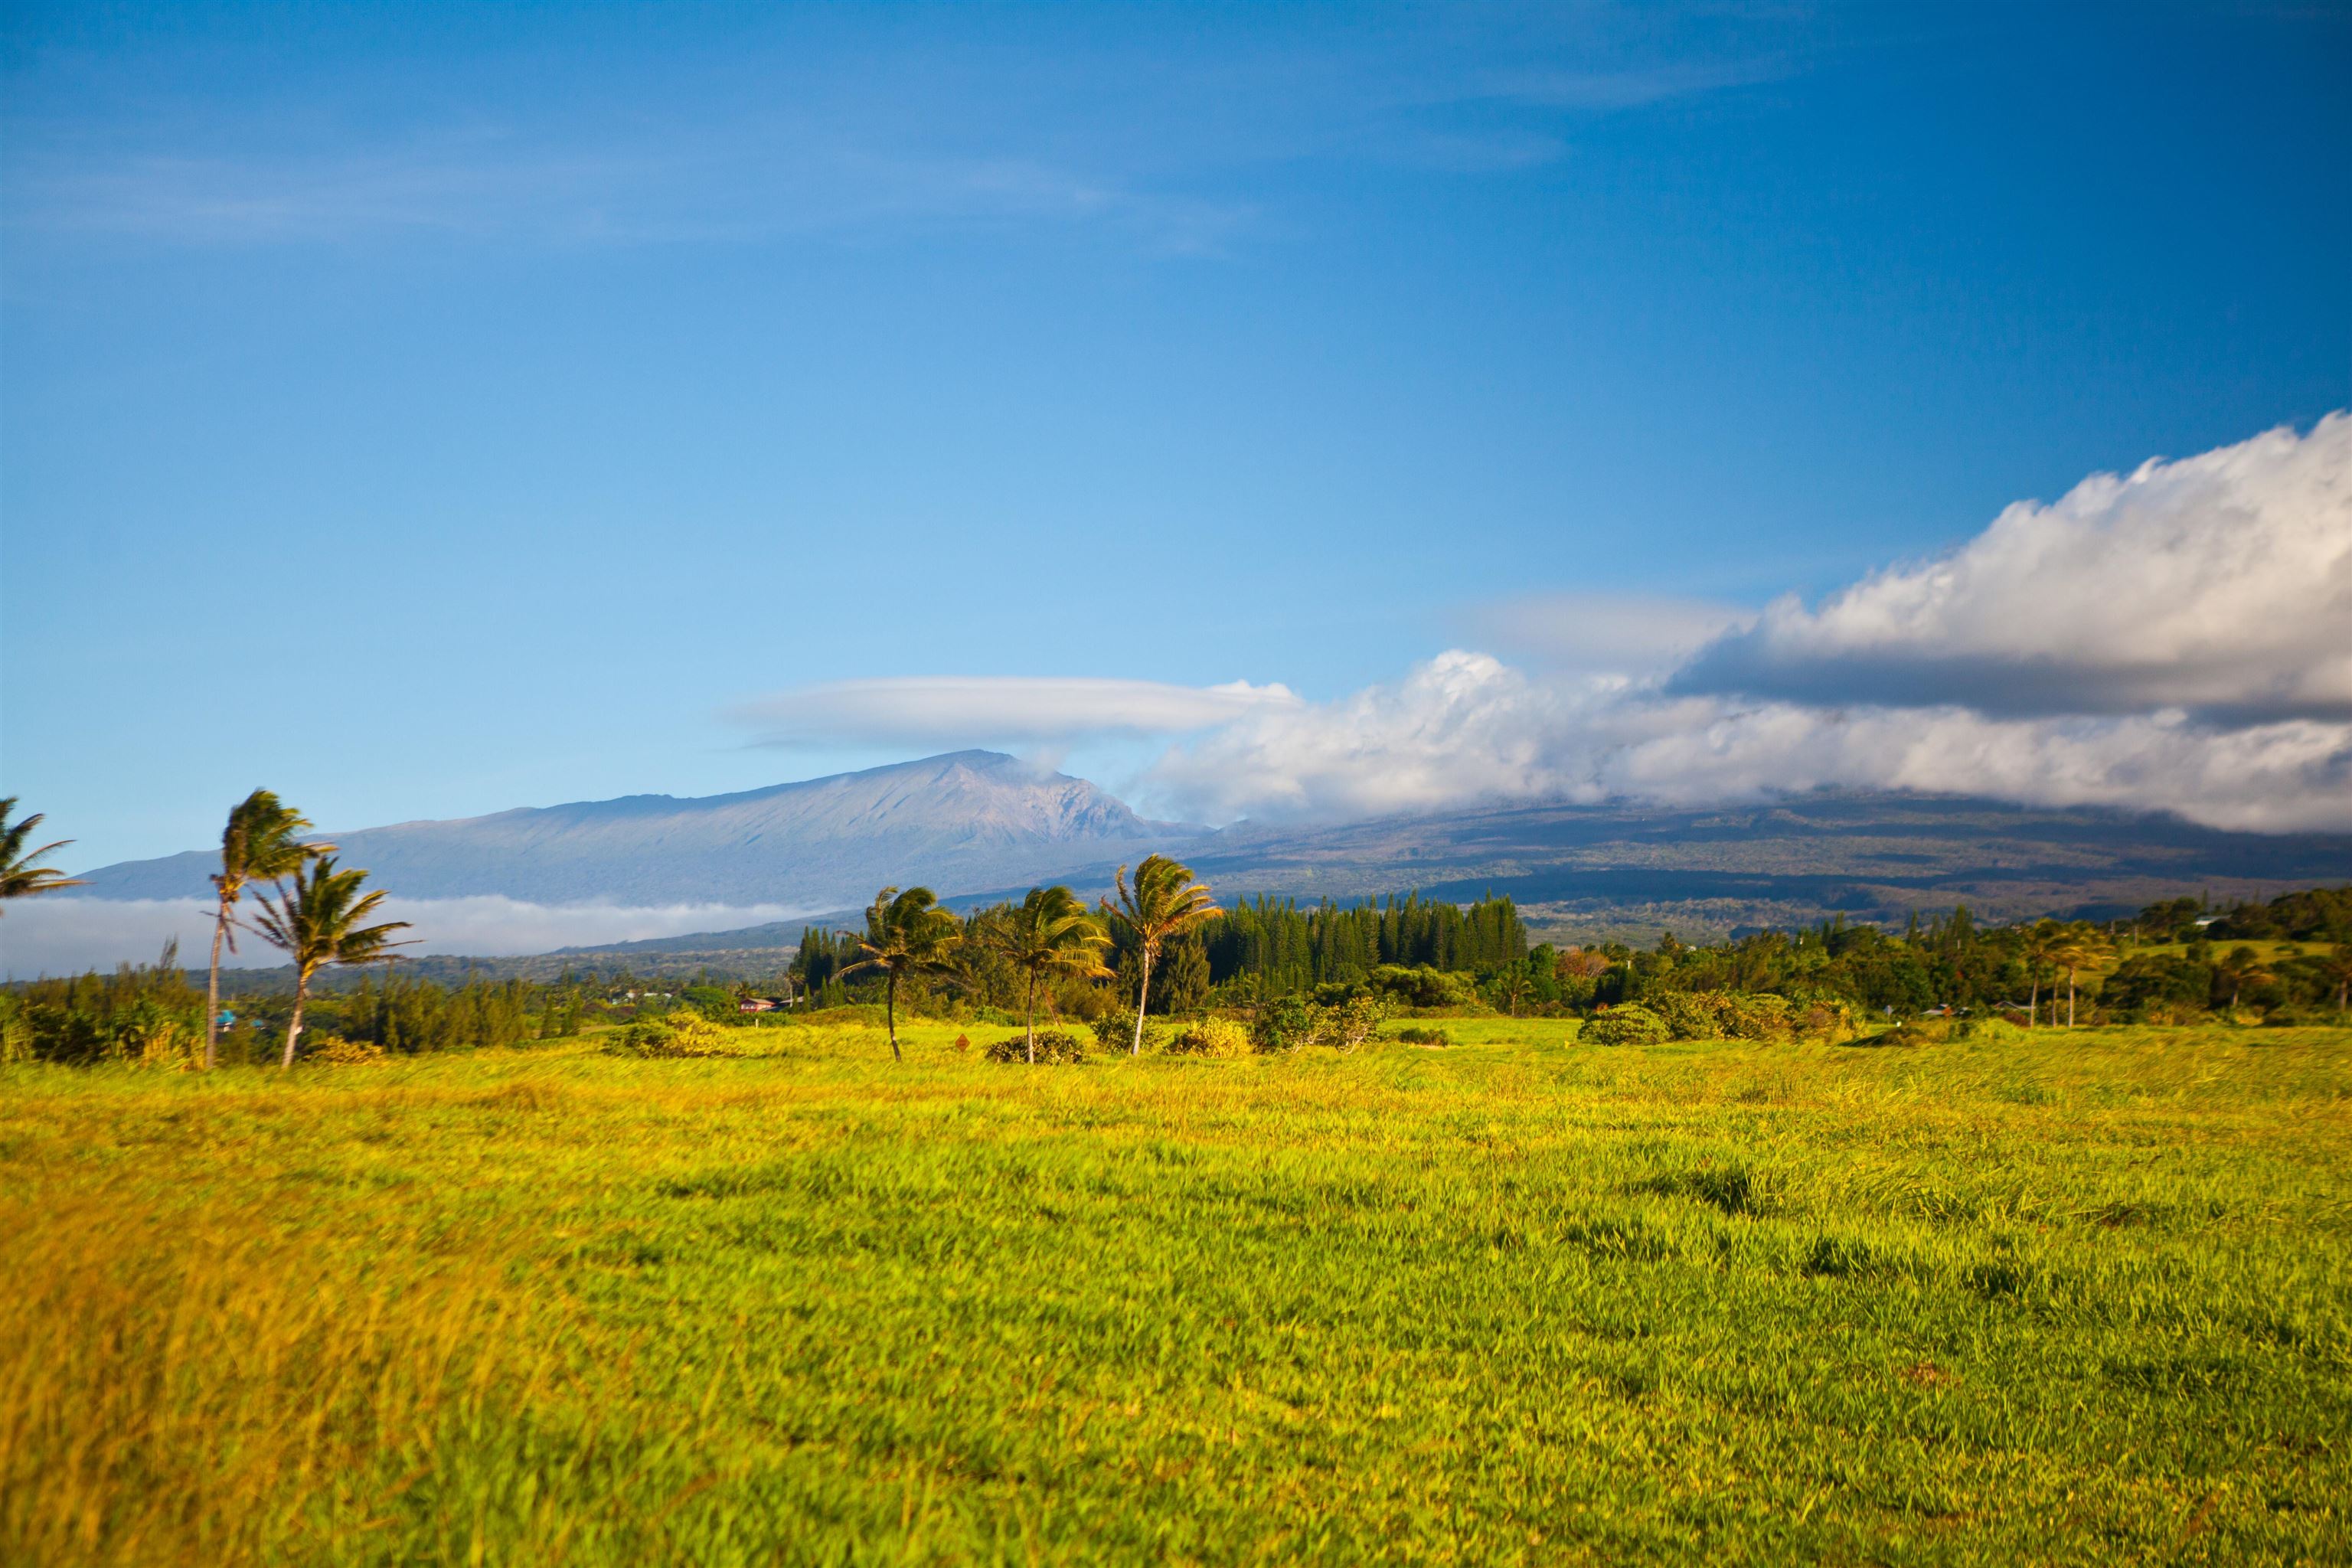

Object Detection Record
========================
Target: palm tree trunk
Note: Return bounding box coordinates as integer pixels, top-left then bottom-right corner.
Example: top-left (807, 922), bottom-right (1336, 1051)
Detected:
top-left (2028, 976), bottom-right (2040, 1027)
top-left (281, 972), bottom-right (309, 1070)
top-left (1025, 970), bottom-right (1038, 1064)
top-left (1132, 946), bottom-right (1152, 1056)
top-left (2067, 967), bottom-right (2077, 1028)
top-left (205, 898), bottom-right (229, 1070)
top-left (885, 971), bottom-right (901, 1063)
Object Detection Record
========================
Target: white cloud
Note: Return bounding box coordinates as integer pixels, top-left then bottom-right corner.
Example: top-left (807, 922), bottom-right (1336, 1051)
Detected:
top-left (1673, 414), bottom-right (2352, 722)
top-left (1142, 420), bottom-right (2352, 834)
top-left (730, 675), bottom-right (1301, 748)
top-left (0, 897), bottom-right (812, 979)
top-left (1144, 652), bottom-right (2352, 832)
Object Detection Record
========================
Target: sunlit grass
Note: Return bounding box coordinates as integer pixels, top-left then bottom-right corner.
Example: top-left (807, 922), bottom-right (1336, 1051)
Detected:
top-left (4, 1020), bottom-right (2347, 1563)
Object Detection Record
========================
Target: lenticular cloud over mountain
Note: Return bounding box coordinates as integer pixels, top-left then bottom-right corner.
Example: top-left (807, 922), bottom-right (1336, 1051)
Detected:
top-left (1141, 416), bottom-right (2352, 832)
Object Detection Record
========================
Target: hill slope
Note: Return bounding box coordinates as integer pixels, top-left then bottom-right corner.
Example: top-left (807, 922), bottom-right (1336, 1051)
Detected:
top-left (71, 751), bottom-right (1201, 910)
top-left (1168, 793), bottom-right (2352, 939)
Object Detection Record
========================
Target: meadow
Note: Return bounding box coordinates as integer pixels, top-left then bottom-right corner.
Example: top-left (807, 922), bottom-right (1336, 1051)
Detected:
top-left (3, 1018), bottom-right (2347, 1565)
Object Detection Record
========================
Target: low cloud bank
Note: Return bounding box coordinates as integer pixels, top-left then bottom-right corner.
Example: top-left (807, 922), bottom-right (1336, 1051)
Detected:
top-left (1, 897), bottom-right (813, 980)
top-left (1145, 655), bottom-right (2352, 831)
top-left (1143, 415), bottom-right (2351, 831)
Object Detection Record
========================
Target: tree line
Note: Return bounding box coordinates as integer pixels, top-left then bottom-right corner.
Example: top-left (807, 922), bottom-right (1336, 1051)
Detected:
top-left (5, 792), bottom-right (2348, 1067)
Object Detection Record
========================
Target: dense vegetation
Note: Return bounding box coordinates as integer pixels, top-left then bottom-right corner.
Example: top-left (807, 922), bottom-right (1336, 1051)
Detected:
top-left (4, 1021), bottom-right (2344, 1563)
top-left (10, 877), bottom-right (2350, 1067)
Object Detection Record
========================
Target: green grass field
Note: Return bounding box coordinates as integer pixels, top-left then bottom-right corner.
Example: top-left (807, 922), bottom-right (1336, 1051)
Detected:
top-left (5, 1019), bottom-right (2347, 1565)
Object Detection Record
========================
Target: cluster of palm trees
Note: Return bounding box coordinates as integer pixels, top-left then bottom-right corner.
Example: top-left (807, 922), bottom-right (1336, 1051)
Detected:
top-left (2016, 920), bottom-right (2116, 1027)
top-left (202, 791), bottom-right (412, 1068)
top-left (0, 792), bottom-right (408, 1069)
top-left (842, 854), bottom-right (1220, 1063)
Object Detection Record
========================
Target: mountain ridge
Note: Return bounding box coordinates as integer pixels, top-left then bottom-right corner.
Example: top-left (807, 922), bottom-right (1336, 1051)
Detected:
top-left (70, 750), bottom-right (1204, 910)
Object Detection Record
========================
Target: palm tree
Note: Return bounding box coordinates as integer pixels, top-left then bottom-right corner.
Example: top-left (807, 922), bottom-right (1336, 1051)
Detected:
top-left (1494, 959), bottom-right (1534, 1018)
top-left (1100, 855), bottom-right (1220, 1054)
top-left (2050, 925), bottom-right (2115, 1027)
top-left (248, 858), bottom-right (410, 1069)
top-left (204, 790), bottom-right (328, 1070)
top-left (2215, 946), bottom-right (2273, 1016)
top-left (840, 885), bottom-right (962, 1062)
top-left (0, 798), bottom-right (86, 906)
top-left (2018, 920), bottom-right (2064, 1026)
top-left (980, 885), bottom-right (1112, 1063)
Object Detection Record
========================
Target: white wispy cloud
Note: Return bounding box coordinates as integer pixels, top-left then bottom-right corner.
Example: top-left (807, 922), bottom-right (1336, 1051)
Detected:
top-left (1672, 414), bottom-right (2352, 723)
top-left (8, 134), bottom-right (1252, 254)
top-left (0, 897), bottom-right (812, 980)
top-left (1140, 416), bottom-right (2352, 831)
top-left (729, 675), bottom-right (1302, 749)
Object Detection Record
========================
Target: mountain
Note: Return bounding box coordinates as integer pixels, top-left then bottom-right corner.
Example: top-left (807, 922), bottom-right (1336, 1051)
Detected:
top-left (529, 790), bottom-right (2352, 963)
top-left (1166, 793), bottom-right (2351, 941)
top-left (67, 755), bottom-right (2351, 966)
top-left (70, 751), bottom-right (1204, 910)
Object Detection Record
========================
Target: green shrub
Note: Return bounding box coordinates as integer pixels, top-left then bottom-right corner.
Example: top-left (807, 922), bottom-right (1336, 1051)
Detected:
top-left (299, 1034), bottom-right (386, 1067)
top-left (985, 1029), bottom-right (1088, 1064)
top-left (612, 1014), bottom-right (731, 1057)
top-left (1391, 1024), bottom-right (1452, 1046)
top-left (1788, 995), bottom-right (1860, 1044)
top-left (1581, 1004), bottom-right (1669, 1046)
top-left (1164, 1018), bottom-right (1250, 1057)
top-left (1089, 1008), bottom-right (1162, 1055)
top-left (1366, 965), bottom-right (1479, 1010)
top-left (1250, 994), bottom-right (1388, 1054)
top-left (1648, 990), bottom-right (1795, 1042)
top-left (1252, 997), bottom-right (1316, 1054)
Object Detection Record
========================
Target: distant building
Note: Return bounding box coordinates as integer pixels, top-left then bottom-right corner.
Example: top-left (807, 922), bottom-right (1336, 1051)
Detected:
top-left (737, 996), bottom-right (794, 1013)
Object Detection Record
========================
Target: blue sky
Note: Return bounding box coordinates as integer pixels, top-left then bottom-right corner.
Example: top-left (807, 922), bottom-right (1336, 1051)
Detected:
top-left (5, 1), bottom-right (2347, 872)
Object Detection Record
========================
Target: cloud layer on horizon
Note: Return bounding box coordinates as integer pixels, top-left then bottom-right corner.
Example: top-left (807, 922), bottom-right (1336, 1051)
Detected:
top-left (727, 416), bottom-right (2352, 835)
top-left (0, 897), bottom-right (813, 981)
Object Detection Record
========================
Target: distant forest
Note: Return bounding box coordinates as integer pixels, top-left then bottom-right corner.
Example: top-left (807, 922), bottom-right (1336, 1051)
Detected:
top-left (5, 866), bottom-right (2347, 1067)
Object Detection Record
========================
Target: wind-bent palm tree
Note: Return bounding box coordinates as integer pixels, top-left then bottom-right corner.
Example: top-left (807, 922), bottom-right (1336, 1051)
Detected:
top-left (2050, 925), bottom-right (2115, 1028)
top-left (2018, 920), bottom-right (2064, 1026)
top-left (0, 798), bottom-right (86, 907)
top-left (841, 885), bottom-right (962, 1062)
top-left (204, 790), bottom-right (327, 1070)
top-left (981, 885), bottom-right (1112, 1063)
top-left (1101, 855), bottom-right (1220, 1054)
top-left (249, 858), bottom-right (410, 1069)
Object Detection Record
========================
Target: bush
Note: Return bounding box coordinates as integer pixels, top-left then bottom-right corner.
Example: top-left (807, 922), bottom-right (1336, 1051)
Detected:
top-left (1321, 995), bottom-right (1387, 1050)
top-left (985, 1029), bottom-right (1088, 1064)
top-left (1090, 1008), bottom-right (1162, 1055)
top-left (1391, 1024), bottom-right (1452, 1046)
top-left (1788, 995), bottom-right (1860, 1044)
top-left (299, 1034), bottom-right (386, 1067)
top-left (1250, 994), bottom-right (1389, 1054)
top-left (1252, 996), bottom-right (1317, 1054)
top-left (1648, 990), bottom-right (1795, 1042)
top-left (1164, 1017), bottom-right (1250, 1057)
top-left (1581, 1004), bottom-right (1669, 1046)
top-left (611, 1014), bottom-right (732, 1057)
top-left (1367, 965), bottom-right (1479, 1010)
